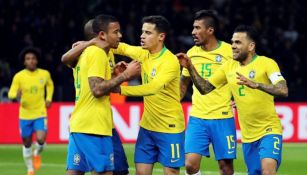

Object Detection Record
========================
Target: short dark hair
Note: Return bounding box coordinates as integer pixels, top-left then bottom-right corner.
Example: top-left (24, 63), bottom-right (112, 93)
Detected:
top-left (92, 14), bottom-right (118, 34)
top-left (19, 47), bottom-right (41, 62)
top-left (142, 15), bottom-right (170, 35)
top-left (84, 19), bottom-right (95, 40)
top-left (234, 25), bottom-right (259, 43)
top-left (194, 10), bottom-right (219, 33)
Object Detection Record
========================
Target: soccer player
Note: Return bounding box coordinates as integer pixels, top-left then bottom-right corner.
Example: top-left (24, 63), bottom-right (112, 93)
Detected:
top-left (8, 47), bottom-right (54, 175)
top-left (180, 10), bottom-right (236, 175)
top-left (62, 19), bottom-right (130, 175)
top-left (177, 25), bottom-right (288, 175)
top-left (112, 16), bottom-right (185, 175)
top-left (64, 15), bottom-right (140, 175)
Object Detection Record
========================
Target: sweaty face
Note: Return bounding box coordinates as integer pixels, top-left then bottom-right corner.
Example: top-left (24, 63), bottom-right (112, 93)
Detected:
top-left (192, 19), bottom-right (210, 46)
top-left (231, 32), bottom-right (250, 62)
top-left (140, 23), bottom-right (163, 51)
top-left (24, 53), bottom-right (38, 71)
top-left (105, 22), bottom-right (122, 49)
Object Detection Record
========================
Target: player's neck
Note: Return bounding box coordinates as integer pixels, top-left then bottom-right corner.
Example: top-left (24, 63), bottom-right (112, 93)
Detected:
top-left (201, 37), bottom-right (219, 51)
top-left (26, 68), bottom-right (37, 72)
top-left (149, 44), bottom-right (163, 54)
top-left (241, 53), bottom-right (257, 65)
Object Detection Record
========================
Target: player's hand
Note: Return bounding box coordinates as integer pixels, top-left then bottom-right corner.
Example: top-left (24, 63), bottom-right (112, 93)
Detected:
top-left (236, 72), bottom-right (259, 89)
top-left (176, 53), bottom-right (192, 69)
top-left (230, 100), bottom-right (236, 108)
top-left (123, 61), bottom-right (141, 80)
top-left (111, 86), bottom-right (121, 93)
top-left (45, 101), bottom-right (52, 108)
top-left (112, 61), bottom-right (128, 78)
top-left (72, 41), bottom-right (86, 48)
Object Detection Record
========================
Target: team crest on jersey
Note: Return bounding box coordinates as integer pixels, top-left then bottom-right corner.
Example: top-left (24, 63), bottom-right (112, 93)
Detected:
top-left (73, 154), bottom-right (81, 165)
top-left (249, 70), bottom-right (256, 79)
top-left (151, 68), bottom-right (156, 77)
top-left (215, 55), bottom-right (222, 62)
top-left (40, 79), bottom-right (44, 84)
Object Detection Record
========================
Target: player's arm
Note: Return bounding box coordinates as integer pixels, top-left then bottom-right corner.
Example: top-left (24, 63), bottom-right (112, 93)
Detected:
top-left (89, 61), bottom-right (141, 98)
top-left (61, 38), bottom-right (105, 68)
top-left (61, 41), bottom-right (90, 68)
top-left (45, 71), bottom-right (54, 108)
top-left (176, 53), bottom-right (215, 95)
top-left (180, 75), bottom-right (191, 100)
top-left (119, 60), bottom-right (177, 96)
top-left (112, 42), bottom-right (145, 62)
top-left (8, 74), bottom-right (21, 100)
top-left (236, 72), bottom-right (288, 97)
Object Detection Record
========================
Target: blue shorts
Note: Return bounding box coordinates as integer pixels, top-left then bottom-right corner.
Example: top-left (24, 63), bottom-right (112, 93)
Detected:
top-left (66, 133), bottom-right (114, 173)
top-left (112, 129), bottom-right (129, 174)
top-left (185, 116), bottom-right (236, 160)
top-left (19, 117), bottom-right (47, 138)
top-left (242, 134), bottom-right (282, 175)
top-left (135, 127), bottom-right (185, 168)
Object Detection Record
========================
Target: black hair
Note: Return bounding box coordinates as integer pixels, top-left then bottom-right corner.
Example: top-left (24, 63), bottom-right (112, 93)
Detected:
top-left (19, 47), bottom-right (41, 63)
top-left (142, 15), bottom-right (170, 35)
top-left (92, 14), bottom-right (119, 34)
top-left (234, 25), bottom-right (259, 44)
top-left (194, 9), bottom-right (219, 34)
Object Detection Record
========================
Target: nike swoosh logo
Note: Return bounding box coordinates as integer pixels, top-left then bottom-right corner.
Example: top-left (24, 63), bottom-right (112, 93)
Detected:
top-left (171, 159), bottom-right (180, 163)
top-left (273, 151), bottom-right (279, 155)
top-left (228, 150), bottom-right (234, 154)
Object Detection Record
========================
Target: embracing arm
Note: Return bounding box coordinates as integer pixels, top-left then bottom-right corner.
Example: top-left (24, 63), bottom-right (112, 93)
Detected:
top-left (180, 75), bottom-right (191, 100)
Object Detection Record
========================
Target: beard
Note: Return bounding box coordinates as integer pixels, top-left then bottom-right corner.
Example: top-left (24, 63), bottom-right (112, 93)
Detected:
top-left (234, 50), bottom-right (248, 62)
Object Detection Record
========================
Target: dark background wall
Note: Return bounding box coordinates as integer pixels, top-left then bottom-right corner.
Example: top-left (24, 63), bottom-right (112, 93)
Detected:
top-left (0, 0), bottom-right (306, 102)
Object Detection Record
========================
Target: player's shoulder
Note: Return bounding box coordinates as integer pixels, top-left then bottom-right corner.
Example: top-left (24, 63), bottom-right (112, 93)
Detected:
top-left (37, 68), bottom-right (51, 76)
top-left (14, 69), bottom-right (26, 78)
top-left (219, 41), bottom-right (232, 53)
top-left (187, 45), bottom-right (200, 56)
top-left (257, 55), bottom-right (277, 64)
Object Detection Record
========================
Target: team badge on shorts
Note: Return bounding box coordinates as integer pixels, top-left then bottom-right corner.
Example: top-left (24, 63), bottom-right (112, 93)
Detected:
top-left (73, 154), bottom-right (81, 165)
top-left (151, 68), bottom-right (156, 77)
top-left (215, 55), bottom-right (222, 63)
top-left (249, 70), bottom-right (256, 79)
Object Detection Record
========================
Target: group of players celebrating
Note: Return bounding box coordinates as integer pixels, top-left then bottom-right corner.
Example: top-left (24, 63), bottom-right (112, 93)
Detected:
top-left (9, 9), bottom-right (288, 175)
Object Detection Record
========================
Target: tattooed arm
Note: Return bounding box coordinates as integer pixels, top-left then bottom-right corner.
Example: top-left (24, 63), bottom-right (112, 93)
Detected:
top-left (89, 74), bottom-right (128, 98)
top-left (176, 53), bottom-right (215, 95)
top-left (236, 72), bottom-right (288, 97)
top-left (89, 61), bottom-right (141, 98)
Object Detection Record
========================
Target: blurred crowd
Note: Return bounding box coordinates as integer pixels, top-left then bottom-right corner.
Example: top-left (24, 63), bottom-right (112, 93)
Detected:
top-left (0, 0), bottom-right (306, 101)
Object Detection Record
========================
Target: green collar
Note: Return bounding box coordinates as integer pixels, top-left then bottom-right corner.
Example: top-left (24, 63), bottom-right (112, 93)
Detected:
top-left (152, 46), bottom-right (167, 60)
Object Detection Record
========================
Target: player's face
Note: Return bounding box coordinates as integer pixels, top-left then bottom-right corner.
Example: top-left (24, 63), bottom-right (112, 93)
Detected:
top-left (105, 22), bottom-right (122, 48)
top-left (140, 23), bottom-right (165, 52)
top-left (192, 19), bottom-right (211, 46)
top-left (231, 32), bottom-right (250, 62)
top-left (24, 53), bottom-right (38, 71)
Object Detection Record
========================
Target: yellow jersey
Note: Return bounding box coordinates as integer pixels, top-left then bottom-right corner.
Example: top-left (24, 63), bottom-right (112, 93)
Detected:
top-left (209, 55), bottom-right (284, 142)
top-left (70, 46), bottom-right (113, 136)
top-left (8, 68), bottom-right (54, 120)
top-left (182, 41), bottom-right (233, 119)
top-left (113, 43), bottom-right (185, 133)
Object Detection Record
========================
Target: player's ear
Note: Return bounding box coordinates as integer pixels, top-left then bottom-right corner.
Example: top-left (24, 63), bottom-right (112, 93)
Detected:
top-left (208, 27), bottom-right (214, 34)
top-left (159, 33), bottom-right (166, 42)
top-left (98, 31), bottom-right (107, 40)
top-left (248, 42), bottom-right (256, 52)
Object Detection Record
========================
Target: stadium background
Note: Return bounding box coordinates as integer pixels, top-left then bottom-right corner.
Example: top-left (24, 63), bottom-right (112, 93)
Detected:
top-left (0, 0), bottom-right (306, 174)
